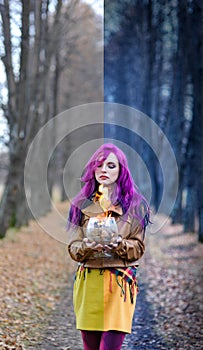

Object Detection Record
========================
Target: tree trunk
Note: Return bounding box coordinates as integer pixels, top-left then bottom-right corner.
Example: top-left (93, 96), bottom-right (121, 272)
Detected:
top-left (183, 186), bottom-right (195, 232)
top-left (189, 1), bottom-right (203, 242)
top-left (168, 1), bottom-right (188, 224)
top-left (171, 184), bottom-right (183, 224)
top-left (0, 140), bottom-right (28, 237)
top-left (199, 206), bottom-right (203, 242)
top-left (197, 116), bottom-right (203, 242)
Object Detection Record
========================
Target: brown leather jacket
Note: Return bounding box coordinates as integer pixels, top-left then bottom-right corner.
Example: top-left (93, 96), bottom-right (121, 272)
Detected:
top-left (67, 201), bottom-right (145, 268)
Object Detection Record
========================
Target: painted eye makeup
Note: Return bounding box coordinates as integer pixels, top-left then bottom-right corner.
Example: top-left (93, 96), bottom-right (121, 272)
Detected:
top-left (107, 162), bottom-right (117, 169)
top-left (96, 162), bottom-right (117, 169)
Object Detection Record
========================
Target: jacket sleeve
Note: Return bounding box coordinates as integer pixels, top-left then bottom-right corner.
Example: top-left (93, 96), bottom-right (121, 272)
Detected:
top-left (115, 220), bottom-right (145, 262)
top-left (67, 225), bottom-right (93, 263)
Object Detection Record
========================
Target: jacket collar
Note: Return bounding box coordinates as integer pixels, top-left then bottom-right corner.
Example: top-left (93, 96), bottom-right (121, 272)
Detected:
top-left (81, 200), bottom-right (123, 217)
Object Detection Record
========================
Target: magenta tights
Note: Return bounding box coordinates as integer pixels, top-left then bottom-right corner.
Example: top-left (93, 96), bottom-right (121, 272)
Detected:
top-left (81, 330), bottom-right (126, 350)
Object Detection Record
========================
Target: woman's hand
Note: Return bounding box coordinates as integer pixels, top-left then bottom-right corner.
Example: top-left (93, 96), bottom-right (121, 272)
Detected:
top-left (83, 238), bottom-right (104, 252)
top-left (103, 235), bottom-right (122, 251)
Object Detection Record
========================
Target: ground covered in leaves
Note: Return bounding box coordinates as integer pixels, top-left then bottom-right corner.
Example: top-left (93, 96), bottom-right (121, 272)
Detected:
top-left (0, 204), bottom-right (202, 349)
top-left (0, 203), bottom-right (71, 350)
top-left (142, 215), bottom-right (203, 349)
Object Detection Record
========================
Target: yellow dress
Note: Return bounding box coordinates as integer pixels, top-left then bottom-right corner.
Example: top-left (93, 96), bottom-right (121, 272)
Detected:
top-left (73, 265), bottom-right (138, 333)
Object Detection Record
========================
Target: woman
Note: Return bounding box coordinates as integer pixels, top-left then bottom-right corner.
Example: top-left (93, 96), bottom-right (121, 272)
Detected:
top-left (67, 143), bottom-right (150, 350)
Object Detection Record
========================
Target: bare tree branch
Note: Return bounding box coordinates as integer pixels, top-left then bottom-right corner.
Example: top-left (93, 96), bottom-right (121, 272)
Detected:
top-left (17, 0), bottom-right (30, 137)
top-left (0, 0), bottom-right (16, 124)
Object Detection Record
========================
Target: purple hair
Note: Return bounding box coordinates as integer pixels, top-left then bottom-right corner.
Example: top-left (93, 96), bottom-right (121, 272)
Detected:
top-left (67, 143), bottom-right (150, 230)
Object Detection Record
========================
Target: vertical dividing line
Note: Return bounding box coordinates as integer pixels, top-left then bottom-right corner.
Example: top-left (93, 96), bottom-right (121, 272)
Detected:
top-left (102, 0), bottom-right (105, 139)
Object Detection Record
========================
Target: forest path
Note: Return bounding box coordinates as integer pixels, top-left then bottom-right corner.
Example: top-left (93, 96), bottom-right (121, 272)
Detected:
top-left (0, 203), bottom-right (202, 350)
top-left (32, 275), bottom-right (167, 350)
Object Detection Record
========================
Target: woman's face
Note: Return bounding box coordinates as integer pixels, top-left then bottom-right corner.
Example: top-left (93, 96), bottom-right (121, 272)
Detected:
top-left (95, 152), bottom-right (119, 186)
